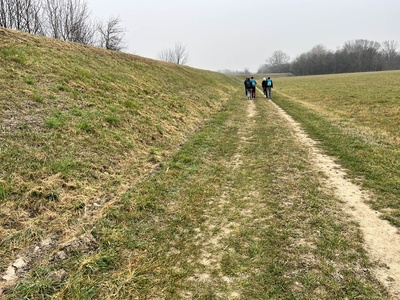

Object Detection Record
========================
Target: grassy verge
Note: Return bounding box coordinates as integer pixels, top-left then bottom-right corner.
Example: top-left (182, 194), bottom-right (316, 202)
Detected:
top-left (7, 88), bottom-right (387, 299)
top-left (272, 71), bottom-right (400, 227)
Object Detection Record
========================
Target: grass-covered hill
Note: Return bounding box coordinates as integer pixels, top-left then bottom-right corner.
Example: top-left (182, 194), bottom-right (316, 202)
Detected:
top-left (0, 27), bottom-right (238, 292)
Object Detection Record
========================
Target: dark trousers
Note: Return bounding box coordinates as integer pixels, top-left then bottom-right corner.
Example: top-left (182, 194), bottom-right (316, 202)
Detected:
top-left (266, 87), bottom-right (272, 99)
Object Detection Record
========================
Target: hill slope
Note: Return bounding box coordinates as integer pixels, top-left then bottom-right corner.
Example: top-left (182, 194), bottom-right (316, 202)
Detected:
top-left (0, 27), bottom-right (238, 293)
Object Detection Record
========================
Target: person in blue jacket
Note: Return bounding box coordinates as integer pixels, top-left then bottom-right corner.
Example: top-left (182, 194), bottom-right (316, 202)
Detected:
top-left (251, 76), bottom-right (257, 98)
top-left (265, 77), bottom-right (273, 99)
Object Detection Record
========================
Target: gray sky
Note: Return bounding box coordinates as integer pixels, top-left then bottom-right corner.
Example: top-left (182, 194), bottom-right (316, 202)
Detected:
top-left (87, 0), bottom-right (400, 72)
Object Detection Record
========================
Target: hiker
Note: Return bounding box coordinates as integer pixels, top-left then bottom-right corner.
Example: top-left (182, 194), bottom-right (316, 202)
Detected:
top-left (265, 76), bottom-right (273, 99)
top-left (251, 76), bottom-right (257, 98)
top-left (261, 77), bottom-right (267, 95)
top-left (244, 77), bottom-right (253, 99)
top-left (244, 78), bottom-right (248, 96)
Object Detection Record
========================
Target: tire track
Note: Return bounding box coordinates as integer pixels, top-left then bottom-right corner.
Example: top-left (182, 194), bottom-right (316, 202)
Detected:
top-left (181, 100), bottom-right (257, 299)
top-left (271, 99), bottom-right (400, 299)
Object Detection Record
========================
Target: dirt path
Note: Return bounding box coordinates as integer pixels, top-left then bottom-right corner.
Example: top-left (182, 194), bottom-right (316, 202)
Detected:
top-left (181, 100), bottom-right (258, 299)
top-left (181, 96), bottom-right (400, 298)
top-left (271, 100), bottom-right (400, 299)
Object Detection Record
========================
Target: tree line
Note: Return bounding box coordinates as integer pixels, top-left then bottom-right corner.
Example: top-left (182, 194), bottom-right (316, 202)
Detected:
top-left (0, 0), bottom-right (126, 50)
top-left (257, 39), bottom-right (400, 76)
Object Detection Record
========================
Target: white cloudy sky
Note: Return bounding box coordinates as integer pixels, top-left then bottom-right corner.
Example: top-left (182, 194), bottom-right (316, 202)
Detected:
top-left (86, 0), bottom-right (400, 72)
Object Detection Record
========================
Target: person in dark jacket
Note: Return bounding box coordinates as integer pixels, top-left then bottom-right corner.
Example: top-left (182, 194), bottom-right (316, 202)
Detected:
top-left (261, 77), bottom-right (267, 95)
top-left (244, 78), bottom-right (253, 99)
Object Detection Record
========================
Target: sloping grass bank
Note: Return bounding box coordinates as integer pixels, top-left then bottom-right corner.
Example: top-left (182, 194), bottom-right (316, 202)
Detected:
top-left (272, 71), bottom-right (400, 227)
top-left (0, 27), bottom-right (237, 287)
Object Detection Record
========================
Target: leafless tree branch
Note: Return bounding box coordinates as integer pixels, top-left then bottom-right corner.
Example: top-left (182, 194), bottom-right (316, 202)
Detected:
top-left (97, 16), bottom-right (126, 51)
top-left (158, 42), bottom-right (189, 65)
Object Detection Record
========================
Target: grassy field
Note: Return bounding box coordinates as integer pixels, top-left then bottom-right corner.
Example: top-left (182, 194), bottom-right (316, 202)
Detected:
top-left (272, 71), bottom-right (400, 227)
top-left (0, 27), bottom-right (397, 299)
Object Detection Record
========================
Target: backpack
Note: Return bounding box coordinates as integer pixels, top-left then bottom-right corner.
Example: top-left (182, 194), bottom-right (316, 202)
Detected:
top-left (267, 79), bottom-right (272, 87)
top-left (245, 80), bottom-right (252, 88)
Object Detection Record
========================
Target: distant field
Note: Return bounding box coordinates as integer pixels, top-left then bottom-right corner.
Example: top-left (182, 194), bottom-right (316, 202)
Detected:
top-left (273, 71), bottom-right (400, 227)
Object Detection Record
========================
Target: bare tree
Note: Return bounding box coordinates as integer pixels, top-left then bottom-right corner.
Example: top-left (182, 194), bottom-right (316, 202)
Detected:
top-left (25, 0), bottom-right (44, 34)
top-left (43, 0), bottom-right (95, 45)
top-left (158, 42), bottom-right (189, 65)
top-left (97, 16), bottom-right (126, 51)
top-left (0, 0), bottom-right (13, 28)
top-left (381, 40), bottom-right (400, 69)
top-left (20, 0), bottom-right (43, 34)
top-left (261, 50), bottom-right (291, 73)
top-left (381, 40), bottom-right (398, 62)
top-left (66, 0), bottom-right (95, 44)
top-left (1, 0), bottom-right (131, 51)
top-left (268, 50), bottom-right (290, 66)
top-left (43, 0), bottom-right (62, 39)
top-left (158, 48), bottom-right (173, 63)
top-left (173, 42), bottom-right (189, 65)
top-left (342, 39), bottom-right (382, 71)
top-left (0, 0), bottom-right (43, 34)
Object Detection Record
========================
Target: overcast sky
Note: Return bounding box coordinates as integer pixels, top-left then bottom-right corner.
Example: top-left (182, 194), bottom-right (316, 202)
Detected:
top-left (86, 0), bottom-right (400, 72)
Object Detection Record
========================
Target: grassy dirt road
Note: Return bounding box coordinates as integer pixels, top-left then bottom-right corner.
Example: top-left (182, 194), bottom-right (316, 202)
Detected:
top-left (166, 89), bottom-right (394, 299)
top-left (4, 86), bottom-right (397, 299)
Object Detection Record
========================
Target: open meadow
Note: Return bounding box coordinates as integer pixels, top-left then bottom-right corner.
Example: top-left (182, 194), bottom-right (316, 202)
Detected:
top-left (272, 71), bottom-right (400, 228)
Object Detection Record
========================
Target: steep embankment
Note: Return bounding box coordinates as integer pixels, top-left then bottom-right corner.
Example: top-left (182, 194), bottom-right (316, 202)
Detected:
top-left (0, 28), bottom-right (237, 294)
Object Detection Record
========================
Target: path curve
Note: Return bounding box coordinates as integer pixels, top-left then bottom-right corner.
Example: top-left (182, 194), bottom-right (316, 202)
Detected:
top-left (271, 100), bottom-right (400, 299)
